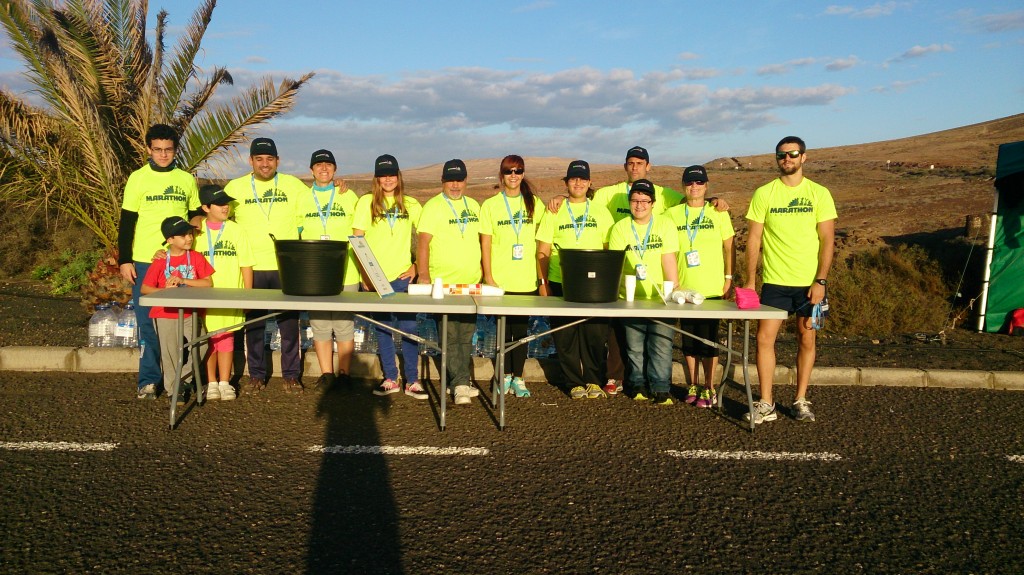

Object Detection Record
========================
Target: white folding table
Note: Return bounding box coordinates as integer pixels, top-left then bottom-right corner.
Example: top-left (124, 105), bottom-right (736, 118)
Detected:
top-left (472, 295), bottom-right (788, 431)
top-left (140, 288), bottom-right (477, 430)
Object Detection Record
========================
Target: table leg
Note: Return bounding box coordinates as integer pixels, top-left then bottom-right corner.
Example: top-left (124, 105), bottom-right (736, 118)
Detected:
top-left (742, 319), bottom-right (756, 432)
top-left (718, 322), bottom-right (734, 410)
top-left (169, 309), bottom-right (185, 429)
top-left (497, 314), bottom-right (507, 431)
top-left (439, 314), bottom-right (448, 431)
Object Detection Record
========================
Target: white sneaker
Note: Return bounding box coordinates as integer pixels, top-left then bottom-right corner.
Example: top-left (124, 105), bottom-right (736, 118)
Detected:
top-left (454, 385), bottom-right (473, 405)
top-left (218, 381), bottom-right (236, 401)
top-left (206, 381), bottom-right (221, 401)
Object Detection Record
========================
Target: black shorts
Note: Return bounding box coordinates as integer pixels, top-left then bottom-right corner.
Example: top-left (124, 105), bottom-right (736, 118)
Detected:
top-left (760, 283), bottom-right (829, 318)
top-left (679, 317), bottom-right (720, 358)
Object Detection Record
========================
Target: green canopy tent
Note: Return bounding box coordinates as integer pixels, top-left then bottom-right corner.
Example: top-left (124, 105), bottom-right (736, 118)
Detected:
top-left (978, 140), bottom-right (1024, 332)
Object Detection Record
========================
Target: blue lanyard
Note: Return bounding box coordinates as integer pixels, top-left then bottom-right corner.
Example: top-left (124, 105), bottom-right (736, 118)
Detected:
top-left (566, 199), bottom-right (589, 242)
top-left (630, 218), bottom-right (654, 261)
top-left (384, 197), bottom-right (400, 231)
top-left (312, 184), bottom-right (336, 234)
top-left (684, 203), bottom-right (706, 247)
top-left (444, 194), bottom-right (470, 236)
top-left (204, 222), bottom-right (224, 268)
top-left (502, 191), bottom-right (525, 241)
top-left (250, 174), bottom-right (278, 221)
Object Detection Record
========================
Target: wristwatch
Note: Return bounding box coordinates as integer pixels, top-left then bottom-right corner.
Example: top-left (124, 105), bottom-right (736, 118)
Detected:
top-left (815, 278), bottom-right (828, 286)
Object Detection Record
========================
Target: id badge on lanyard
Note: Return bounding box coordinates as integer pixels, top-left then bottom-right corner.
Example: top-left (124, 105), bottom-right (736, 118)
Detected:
top-left (512, 243), bottom-right (524, 261)
top-left (635, 263), bottom-right (647, 280)
top-left (685, 250), bottom-right (701, 268)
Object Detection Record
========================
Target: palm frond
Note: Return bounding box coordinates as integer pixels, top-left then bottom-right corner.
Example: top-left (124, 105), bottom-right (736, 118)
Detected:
top-left (159, 0), bottom-right (214, 121)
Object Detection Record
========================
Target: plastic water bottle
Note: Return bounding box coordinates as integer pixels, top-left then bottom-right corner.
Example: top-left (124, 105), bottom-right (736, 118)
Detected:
top-left (299, 314), bottom-right (313, 351)
top-left (477, 315), bottom-right (496, 359)
top-left (115, 303), bottom-right (139, 348)
top-left (266, 316), bottom-right (281, 351)
top-left (88, 303), bottom-right (118, 347)
top-left (354, 317), bottom-right (378, 354)
top-left (417, 313), bottom-right (439, 356)
top-left (527, 316), bottom-right (556, 359)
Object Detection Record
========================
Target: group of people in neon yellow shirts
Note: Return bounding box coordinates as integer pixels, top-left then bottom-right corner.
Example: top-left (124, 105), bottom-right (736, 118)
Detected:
top-left (122, 128), bottom-right (837, 423)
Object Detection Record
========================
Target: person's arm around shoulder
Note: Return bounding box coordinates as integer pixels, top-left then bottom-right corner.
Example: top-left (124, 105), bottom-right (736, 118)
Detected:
top-left (546, 194), bottom-right (567, 214)
top-left (744, 220), bottom-right (764, 290)
top-left (708, 196), bottom-right (730, 212)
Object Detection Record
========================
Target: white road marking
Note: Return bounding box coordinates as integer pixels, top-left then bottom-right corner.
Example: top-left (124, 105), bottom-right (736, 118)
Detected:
top-left (309, 445), bottom-right (490, 456)
top-left (1008, 455), bottom-right (1024, 463)
top-left (667, 449), bottom-right (843, 462)
top-left (0, 441), bottom-right (119, 452)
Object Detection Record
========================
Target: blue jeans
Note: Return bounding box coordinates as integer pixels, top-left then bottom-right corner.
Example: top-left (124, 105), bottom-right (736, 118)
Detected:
top-left (623, 319), bottom-right (674, 394)
top-left (132, 260), bottom-right (162, 390)
top-left (372, 277), bottom-right (419, 384)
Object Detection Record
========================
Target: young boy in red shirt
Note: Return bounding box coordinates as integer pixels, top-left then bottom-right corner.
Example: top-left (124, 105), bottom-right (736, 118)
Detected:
top-left (140, 216), bottom-right (213, 401)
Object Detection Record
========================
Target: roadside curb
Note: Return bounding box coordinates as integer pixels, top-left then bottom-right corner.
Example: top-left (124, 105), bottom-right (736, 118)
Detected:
top-left (1, 346), bottom-right (1021, 390)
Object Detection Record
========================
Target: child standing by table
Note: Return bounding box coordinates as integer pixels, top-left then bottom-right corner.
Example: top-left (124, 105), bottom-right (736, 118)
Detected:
top-left (352, 154), bottom-right (425, 399)
top-left (195, 185), bottom-right (254, 401)
top-left (140, 216), bottom-right (214, 401)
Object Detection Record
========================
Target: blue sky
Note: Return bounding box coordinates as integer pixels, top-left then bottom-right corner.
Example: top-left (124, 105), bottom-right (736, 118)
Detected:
top-left (2, 1), bottom-right (1022, 176)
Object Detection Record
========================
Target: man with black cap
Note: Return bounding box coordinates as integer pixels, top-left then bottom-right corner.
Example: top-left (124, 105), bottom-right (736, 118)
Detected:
top-left (118, 124), bottom-right (201, 399)
top-left (224, 137), bottom-right (308, 394)
top-left (297, 149), bottom-right (360, 391)
top-left (416, 159), bottom-right (483, 405)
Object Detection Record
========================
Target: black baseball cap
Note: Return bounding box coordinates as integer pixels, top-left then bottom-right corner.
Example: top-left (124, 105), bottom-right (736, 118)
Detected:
top-left (161, 216), bottom-right (194, 240)
top-left (682, 165), bottom-right (709, 184)
top-left (199, 184), bottom-right (235, 206)
top-left (626, 146), bottom-right (649, 162)
top-left (309, 149), bottom-right (336, 168)
top-left (629, 179), bottom-right (656, 200)
top-left (564, 160), bottom-right (590, 180)
top-left (250, 137), bottom-right (278, 157)
top-left (374, 154), bottom-right (400, 177)
top-left (442, 159), bottom-right (467, 182)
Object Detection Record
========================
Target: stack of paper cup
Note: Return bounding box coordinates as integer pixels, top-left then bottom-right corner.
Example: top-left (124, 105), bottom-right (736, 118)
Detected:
top-left (624, 275), bottom-right (636, 302)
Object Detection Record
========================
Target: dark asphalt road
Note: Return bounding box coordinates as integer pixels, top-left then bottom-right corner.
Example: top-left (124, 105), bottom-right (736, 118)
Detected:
top-left (2, 373), bottom-right (1022, 574)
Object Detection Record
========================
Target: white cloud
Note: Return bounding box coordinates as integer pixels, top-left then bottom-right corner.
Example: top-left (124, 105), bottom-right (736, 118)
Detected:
top-left (826, 56), bottom-right (861, 71)
top-left (972, 10), bottom-right (1024, 33)
top-left (677, 52), bottom-right (701, 61)
top-left (756, 57), bottom-right (818, 76)
top-left (825, 2), bottom-right (905, 18)
top-left (885, 43), bottom-right (954, 66)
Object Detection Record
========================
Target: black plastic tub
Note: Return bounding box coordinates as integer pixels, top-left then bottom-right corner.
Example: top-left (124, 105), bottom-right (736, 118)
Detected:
top-left (558, 248), bottom-right (625, 303)
top-left (275, 239), bottom-right (348, 296)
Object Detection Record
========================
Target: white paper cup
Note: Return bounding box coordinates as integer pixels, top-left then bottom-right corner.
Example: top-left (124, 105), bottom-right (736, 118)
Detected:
top-left (431, 277), bottom-right (444, 299)
top-left (663, 281), bottom-right (674, 301)
top-left (624, 275), bottom-right (636, 302)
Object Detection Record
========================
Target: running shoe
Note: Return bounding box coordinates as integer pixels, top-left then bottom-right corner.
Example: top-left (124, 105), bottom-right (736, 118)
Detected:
top-left (247, 377), bottom-right (266, 395)
top-left (585, 383), bottom-right (606, 399)
top-left (373, 379), bottom-right (401, 396)
top-left (499, 374), bottom-right (513, 395)
top-left (314, 373), bottom-right (336, 391)
top-left (632, 391), bottom-right (649, 402)
top-left (137, 383), bottom-right (157, 400)
top-left (695, 387), bottom-right (715, 409)
top-left (792, 398), bottom-right (816, 422)
top-left (284, 377), bottom-right (304, 394)
top-left (652, 391), bottom-right (674, 406)
top-left (570, 386), bottom-right (587, 399)
top-left (205, 381), bottom-right (221, 401)
top-left (218, 381), bottom-right (236, 401)
top-left (509, 377), bottom-right (531, 398)
top-left (405, 381), bottom-right (428, 400)
top-left (603, 379), bottom-right (619, 396)
top-left (454, 385), bottom-right (474, 405)
top-left (685, 384), bottom-right (699, 405)
top-left (742, 400), bottom-right (778, 424)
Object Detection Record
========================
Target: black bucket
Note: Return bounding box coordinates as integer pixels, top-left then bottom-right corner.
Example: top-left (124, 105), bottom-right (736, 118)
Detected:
top-left (558, 249), bottom-right (625, 303)
top-left (275, 239), bottom-right (348, 296)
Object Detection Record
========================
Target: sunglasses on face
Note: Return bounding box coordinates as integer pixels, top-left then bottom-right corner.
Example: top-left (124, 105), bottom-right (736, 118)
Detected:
top-left (776, 150), bottom-right (802, 159)
top-left (502, 168), bottom-right (525, 175)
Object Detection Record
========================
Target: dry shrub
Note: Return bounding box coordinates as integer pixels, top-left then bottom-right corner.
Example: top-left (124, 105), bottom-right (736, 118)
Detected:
top-left (827, 245), bottom-right (950, 336)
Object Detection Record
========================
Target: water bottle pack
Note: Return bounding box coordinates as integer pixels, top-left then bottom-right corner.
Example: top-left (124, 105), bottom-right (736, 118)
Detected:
top-left (354, 317), bottom-right (378, 354)
top-left (416, 313), bottom-right (439, 356)
top-left (114, 303), bottom-right (139, 348)
top-left (88, 303), bottom-right (120, 347)
top-left (527, 316), bottom-right (557, 359)
top-left (473, 315), bottom-right (497, 358)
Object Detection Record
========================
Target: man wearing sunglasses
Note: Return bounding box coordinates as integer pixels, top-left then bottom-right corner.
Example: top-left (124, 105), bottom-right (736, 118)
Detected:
top-left (743, 136), bottom-right (837, 424)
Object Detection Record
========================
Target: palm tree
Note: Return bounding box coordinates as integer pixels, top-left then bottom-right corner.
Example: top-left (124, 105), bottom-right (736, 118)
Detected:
top-left (0, 0), bottom-right (313, 305)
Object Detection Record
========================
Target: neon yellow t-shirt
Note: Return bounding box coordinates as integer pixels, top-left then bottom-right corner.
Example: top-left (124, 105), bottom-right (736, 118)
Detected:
top-left (535, 199), bottom-right (614, 283)
top-left (351, 194), bottom-right (422, 282)
top-left (593, 181), bottom-right (683, 222)
top-left (479, 192), bottom-right (543, 293)
top-left (225, 173), bottom-right (306, 271)
top-left (608, 215), bottom-right (679, 299)
top-left (295, 185), bottom-right (360, 285)
top-left (745, 177), bottom-right (837, 286)
top-left (195, 219), bottom-right (254, 332)
top-left (121, 164), bottom-right (200, 262)
top-left (667, 201), bottom-right (735, 297)
top-left (417, 193), bottom-right (483, 284)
